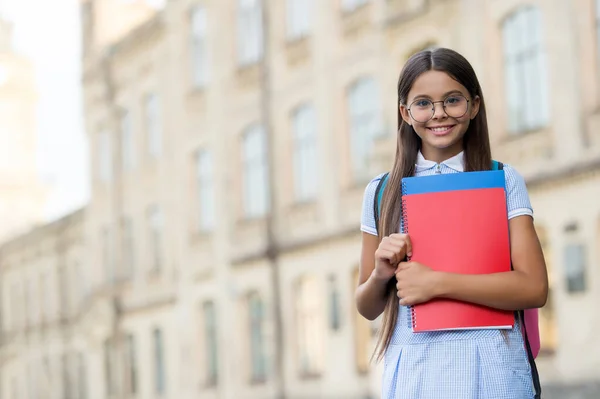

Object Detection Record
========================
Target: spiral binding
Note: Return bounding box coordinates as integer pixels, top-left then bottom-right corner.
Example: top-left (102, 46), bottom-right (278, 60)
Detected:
top-left (400, 180), bottom-right (417, 330)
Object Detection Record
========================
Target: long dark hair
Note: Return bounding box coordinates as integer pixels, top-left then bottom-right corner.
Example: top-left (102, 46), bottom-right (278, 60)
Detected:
top-left (372, 48), bottom-right (492, 362)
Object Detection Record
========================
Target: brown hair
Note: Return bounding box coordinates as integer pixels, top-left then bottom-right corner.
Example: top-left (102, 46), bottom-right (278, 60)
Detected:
top-left (372, 48), bottom-right (492, 362)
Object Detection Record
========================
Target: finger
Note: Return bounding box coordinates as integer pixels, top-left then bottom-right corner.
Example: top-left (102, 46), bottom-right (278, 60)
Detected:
top-left (399, 297), bottom-right (413, 306)
top-left (388, 236), bottom-right (410, 259)
top-left (403, 235), bottom-right (413, 257)
top-left (396, 262), bottom-right (412, 272)
top-left (381, 241), bottom-right (406, 261)
top-left (387, 235), bottom-right (407, 249)
top-left (376, 249), bottom-right (397, 263)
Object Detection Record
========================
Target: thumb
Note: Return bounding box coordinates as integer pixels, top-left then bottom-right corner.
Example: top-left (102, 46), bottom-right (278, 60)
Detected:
top-left (397, 261), bottom-right (411, 271)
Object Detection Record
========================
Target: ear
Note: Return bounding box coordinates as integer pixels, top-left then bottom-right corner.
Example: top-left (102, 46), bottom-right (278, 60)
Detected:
top-left (470, 95), bottom-right (481, 120)
top-left (399, 104), bottom-right (412, 126)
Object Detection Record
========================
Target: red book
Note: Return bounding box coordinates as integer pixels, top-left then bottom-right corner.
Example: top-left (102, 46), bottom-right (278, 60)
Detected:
top-left (401, 171), bottom-right (514, 332)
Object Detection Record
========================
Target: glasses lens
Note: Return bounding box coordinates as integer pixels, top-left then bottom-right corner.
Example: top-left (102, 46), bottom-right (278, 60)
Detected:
top-left (444, 95), bottom-right (468, 118)
top-left (409, 99), bottom-right (434, 123)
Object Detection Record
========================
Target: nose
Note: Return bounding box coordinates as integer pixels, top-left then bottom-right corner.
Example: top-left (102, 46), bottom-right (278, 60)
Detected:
top-left (432, 102), bottom-right (448, 120)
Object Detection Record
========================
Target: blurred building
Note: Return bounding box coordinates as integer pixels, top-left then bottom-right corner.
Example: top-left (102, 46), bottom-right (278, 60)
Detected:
top-left (1, 0), bottom-right (600, 398)
top-left (0, 17), bottom-right (47, 243)
top-left (0, 209), bottom-right (86, 399)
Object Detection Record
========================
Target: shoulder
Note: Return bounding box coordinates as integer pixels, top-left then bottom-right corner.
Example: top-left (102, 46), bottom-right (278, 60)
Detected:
top-left (500, 163), bottom-right (528, 192)
top-left (360, 173), bottom-right (388, 235)
top-left (365, 172), bottom-right (388, 194)
top-left (362, 172), bottom-right (388, 208)
top-left (498, 163), bottom-right (533, 219)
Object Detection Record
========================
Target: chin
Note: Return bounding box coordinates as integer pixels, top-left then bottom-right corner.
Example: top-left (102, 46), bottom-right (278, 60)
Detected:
top-left (423, 135), bottom-right (461, 149)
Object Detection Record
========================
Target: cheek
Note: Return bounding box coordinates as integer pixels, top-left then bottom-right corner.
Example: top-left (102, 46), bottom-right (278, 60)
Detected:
top-left (456, 117), bottom-right (472, 132)
top-left (410, 123), bottom-right (427, 137)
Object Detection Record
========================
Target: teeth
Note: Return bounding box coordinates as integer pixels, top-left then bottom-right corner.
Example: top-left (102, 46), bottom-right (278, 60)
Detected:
top-left (430, 127), bottom-right (450, 132)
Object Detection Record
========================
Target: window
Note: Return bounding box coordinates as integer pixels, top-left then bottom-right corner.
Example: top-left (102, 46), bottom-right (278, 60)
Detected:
top-left (196, 150), bottom-right (215, 231)
top-left (191, 6), bottom-right (209, 87)
top-left (237, 0), bottom-right (263, 65)
top-left (126, 334), bottom-right (137, 394)
top-left (62, 353), bottom-right (72, 399)
top-left (98, 131), bottom-right (112, 182)
top-left (353, 267), bottom-right (371, 373)
top-left (27, 278), bottom-right (37, 325)
top-left (502, 6), bottom-right (549, 133)
top-left (104, 339), bottom-right (116, 396)
top-left (121, 217), bottom-right (134, 279)
top-left (78, 353), bottom-right (87, 399)
top-left (291, 104), bottom-right (318, 202)
top-left (101, 227), bottom-right (113, 283)
top-left (342, 0), bottom-right (368, 12)
top-left (10, 377), bottom-right (19, 399)
top-left (347, 77), bottom-right (383, 182)
top-left (295, 275), bottom-right (324, 376)
top-left (248, 292), bottom-right (267, 382)
top-left (328, 275), bottom-right (341, 331)
top-left (40, 273), bottom-right (49, 322)
top-left (287, 0), bottom-right (311, 39)
top-left (121, 111), bottom-right (135, 170)
top-left (145, 94), bottom-right (162, 157)
top-left (76, 262), bottom-right (87, 304)
top-left (24, 278), bottom-right (30, 327)
top-left (203, 301), bottom-right (218, 386)
top-left (153, 328), bottom-right (166, 394)
top-left (8, 283), bottom-right (18, 330)
top-left (147, 206), bottom-right (163, 273)
top-left (242, 125), bottom-right (270, 218)
top-left (564, 243), bottom-right (587, 293)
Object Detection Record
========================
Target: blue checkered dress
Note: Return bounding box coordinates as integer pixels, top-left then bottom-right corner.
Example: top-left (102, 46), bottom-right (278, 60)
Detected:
top-left (360, 152), bottom-right (537, 399)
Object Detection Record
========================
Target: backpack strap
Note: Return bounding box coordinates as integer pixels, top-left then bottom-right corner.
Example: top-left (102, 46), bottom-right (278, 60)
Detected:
top-left (494, 159), bottom-right (541, 398)
top-left (373, 173), bottom-right (389, 235)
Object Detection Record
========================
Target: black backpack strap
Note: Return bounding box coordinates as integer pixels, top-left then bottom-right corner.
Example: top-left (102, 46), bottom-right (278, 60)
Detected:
top-left (519, 309), bottom-right (542, 398)
top-left (497, 160), bottom-right (541, 397)
top-left (373, 173), bottom-right (389, 235)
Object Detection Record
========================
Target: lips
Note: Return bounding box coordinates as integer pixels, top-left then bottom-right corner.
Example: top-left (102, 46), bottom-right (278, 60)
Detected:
top-left (427, 125), bottom-right (455, 136)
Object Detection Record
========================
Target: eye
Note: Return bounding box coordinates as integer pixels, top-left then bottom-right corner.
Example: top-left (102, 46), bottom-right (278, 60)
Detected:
top-left (445, 96), bottom-right (464, 105)
top-left (413, 99), bottom-right (432, 108)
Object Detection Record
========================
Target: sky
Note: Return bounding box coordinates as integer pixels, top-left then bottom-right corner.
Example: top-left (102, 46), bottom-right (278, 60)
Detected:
top-left (2, 0), bottom-right (90, 222)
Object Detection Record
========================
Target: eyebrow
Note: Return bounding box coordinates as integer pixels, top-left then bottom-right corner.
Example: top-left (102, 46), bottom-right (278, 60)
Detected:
top-left (411, 90), bottom-right (465, 100)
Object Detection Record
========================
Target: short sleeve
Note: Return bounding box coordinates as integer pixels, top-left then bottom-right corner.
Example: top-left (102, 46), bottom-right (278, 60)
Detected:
top-left (503, 164), bottom-right (533, 220)
top-left (360, 174), bottom-right (386, 236)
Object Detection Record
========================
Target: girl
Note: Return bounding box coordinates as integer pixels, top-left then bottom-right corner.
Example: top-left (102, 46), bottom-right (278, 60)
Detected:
top-left (356, 48), bottom-right (548, 398)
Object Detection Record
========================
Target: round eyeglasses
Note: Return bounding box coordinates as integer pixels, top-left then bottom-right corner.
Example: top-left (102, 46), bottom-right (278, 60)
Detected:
top-left (407, 95), bottom-right (470, 123)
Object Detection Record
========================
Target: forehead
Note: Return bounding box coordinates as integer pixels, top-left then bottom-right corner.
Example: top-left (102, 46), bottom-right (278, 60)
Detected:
top-left (408, 70), bottom-right (468, 100)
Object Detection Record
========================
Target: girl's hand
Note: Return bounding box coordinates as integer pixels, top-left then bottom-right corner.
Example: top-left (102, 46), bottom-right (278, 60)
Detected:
top-left (373, 234), bottom-right (412, 281)
top-left (396, 261), bottom-right (439, 306)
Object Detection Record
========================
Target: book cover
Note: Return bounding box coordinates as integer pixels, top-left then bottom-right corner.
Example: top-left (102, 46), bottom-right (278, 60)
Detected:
top-left (401, 170), bottom-right (514, 332)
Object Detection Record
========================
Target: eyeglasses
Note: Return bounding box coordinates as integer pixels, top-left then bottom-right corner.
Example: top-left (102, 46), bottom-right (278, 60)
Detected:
top-left (407, 95), bottom-right (470, 123)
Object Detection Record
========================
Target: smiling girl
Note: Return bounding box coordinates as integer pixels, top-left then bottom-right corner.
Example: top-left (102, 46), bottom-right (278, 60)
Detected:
top-left (356, 48), bottom-right (548, 398)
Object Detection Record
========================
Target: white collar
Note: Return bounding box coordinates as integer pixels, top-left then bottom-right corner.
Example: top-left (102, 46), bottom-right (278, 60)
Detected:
top-left (416, 151), bottom-right (465, 172)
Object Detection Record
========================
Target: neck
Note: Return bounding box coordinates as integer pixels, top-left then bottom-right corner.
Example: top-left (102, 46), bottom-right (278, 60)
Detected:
top-left (420, 143), bottom-right (463, 163)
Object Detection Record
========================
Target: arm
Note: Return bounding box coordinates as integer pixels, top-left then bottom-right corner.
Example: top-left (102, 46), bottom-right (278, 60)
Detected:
top-left (355, 232), bottom-right (390, 320)
top-left (434, 215), bottom-right (548, 310)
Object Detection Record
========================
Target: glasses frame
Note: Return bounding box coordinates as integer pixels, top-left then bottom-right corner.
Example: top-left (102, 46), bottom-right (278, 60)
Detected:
top-left (406, 95), bottom-right (471, 123)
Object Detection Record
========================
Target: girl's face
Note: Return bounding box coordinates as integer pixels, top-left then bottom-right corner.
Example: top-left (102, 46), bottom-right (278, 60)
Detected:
top-left (399, 70), bottom-right (480, 162)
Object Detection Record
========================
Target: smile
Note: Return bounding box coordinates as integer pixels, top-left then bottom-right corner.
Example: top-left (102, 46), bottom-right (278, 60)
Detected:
top-left (427, 125), bottom-right (455, 136)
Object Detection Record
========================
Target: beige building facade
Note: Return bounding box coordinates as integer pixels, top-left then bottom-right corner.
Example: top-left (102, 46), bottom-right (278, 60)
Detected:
top-left (0, 17), bottom-right (47, 243)
top-left (0, 210), bottom-right (86, 399)
top-left (2, 0), bottom-right (600, 398)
